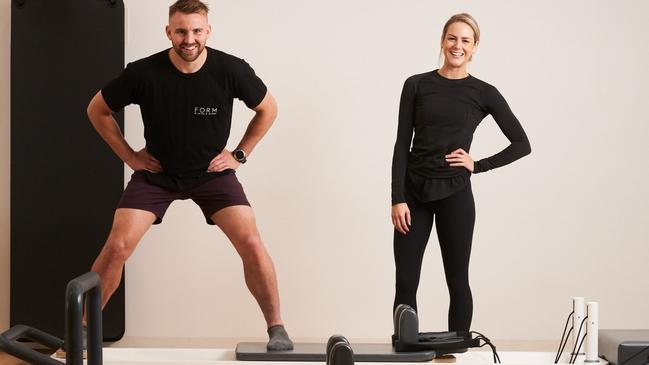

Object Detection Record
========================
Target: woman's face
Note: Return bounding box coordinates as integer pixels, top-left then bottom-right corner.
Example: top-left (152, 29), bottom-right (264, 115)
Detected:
top-left (441, 22), bottom-right (477, 69)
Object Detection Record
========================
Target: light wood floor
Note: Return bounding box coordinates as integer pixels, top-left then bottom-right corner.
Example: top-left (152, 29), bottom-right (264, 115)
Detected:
top-left (0, 350), bottom-right (54, 365)
top-left (0, 352), bottom-right (27, 365)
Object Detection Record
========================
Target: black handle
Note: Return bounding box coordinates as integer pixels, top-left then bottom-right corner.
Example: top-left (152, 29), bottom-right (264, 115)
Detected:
top-left (65, 271), bottom-right (103, 365)
top-left (0, 325), bottom-right (64, 365)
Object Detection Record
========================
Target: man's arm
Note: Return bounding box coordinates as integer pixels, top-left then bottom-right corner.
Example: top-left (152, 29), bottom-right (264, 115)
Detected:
top-left (87, 91), bottom-right (162, 172)
top-left (206, 91), bottom-right (277, 172)
top-left (236, 91), bottom-right (277, 156)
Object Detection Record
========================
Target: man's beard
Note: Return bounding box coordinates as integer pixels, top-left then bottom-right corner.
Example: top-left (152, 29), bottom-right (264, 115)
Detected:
top-left (174, 42), bottom-right (204, 62)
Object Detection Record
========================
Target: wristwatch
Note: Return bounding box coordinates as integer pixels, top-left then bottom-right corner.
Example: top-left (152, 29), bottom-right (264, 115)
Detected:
top-left (232, 148), bottom-right (247, 164)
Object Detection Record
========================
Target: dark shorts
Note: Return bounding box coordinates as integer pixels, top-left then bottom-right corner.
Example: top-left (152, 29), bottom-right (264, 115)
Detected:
top-left (117, 171), bottom-right (250, 225)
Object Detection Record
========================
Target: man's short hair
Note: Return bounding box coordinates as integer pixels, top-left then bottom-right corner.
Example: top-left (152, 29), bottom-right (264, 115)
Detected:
top-left (169, 0), bottom-right (209, 17)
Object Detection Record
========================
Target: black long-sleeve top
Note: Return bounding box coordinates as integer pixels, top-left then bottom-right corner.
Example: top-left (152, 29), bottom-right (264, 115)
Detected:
top-left (391, 70), bottom-right (531, 204)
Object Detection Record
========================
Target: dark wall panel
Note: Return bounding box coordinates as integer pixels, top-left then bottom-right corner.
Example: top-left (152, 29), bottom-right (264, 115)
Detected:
top-left (11, 0), bottom-right (125, 341)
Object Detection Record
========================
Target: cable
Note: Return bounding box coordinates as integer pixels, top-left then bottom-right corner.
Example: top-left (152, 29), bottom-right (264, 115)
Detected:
top-left (569, 332), bottom-right (587, 364)
top-left (555, 311), bottom-right (575, 363)
top-left (568, 316), bottom-right (588, 365)
top-left (569, 319), bottom-right (587, 364)
top-left (471, 331), bottom-right (501, 364)
top-left (556, 327), bottom-right (574, 363)
top-left (555, 311), bottom-right (574, 362)
top-left (570, 332), bottom-right (588, 364)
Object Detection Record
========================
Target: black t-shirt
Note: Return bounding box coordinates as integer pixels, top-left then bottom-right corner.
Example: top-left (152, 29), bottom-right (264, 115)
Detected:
top-left (391, 70), bottom-right (531, 204)
top-left (102, 47), bottom-right (267, 191)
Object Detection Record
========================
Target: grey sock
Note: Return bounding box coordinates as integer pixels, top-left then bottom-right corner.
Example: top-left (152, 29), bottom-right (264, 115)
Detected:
top-left (267, 325), bottom-right (294, 351)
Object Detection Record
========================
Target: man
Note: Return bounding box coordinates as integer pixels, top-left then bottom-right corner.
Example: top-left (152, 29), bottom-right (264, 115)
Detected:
top-left (86, 0), bottom-right (293, 350)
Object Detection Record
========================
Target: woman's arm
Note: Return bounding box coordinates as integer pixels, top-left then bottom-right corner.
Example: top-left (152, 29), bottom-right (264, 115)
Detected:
top-left (391, 77), bottom-right (417, 203)
top-left (391, 77), bottom-right (417, 234)
top-left (473, 86), bottom-right (531, 173)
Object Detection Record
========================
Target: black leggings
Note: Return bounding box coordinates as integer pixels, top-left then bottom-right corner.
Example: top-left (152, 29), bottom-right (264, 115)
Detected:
top-left (393, 182), bottom-right (475, 331)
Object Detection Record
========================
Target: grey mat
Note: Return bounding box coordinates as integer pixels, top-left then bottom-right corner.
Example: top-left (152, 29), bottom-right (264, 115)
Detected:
top-left (236, 342), bottom-right (436, 362)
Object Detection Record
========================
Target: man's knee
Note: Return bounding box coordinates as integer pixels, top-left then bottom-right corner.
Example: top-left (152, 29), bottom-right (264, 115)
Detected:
top-left (102, 236), bottom-right (136, 263)
top-left (235, 234), bottom-right (266, 262)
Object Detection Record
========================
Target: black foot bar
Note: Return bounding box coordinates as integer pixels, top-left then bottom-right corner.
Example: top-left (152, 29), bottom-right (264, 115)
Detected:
top-left (327, 335), bottom-right (354, 365)
top-left (0, 272), bottom-right (103, 365)
top-left (392, 304), bottom-right (480, 354)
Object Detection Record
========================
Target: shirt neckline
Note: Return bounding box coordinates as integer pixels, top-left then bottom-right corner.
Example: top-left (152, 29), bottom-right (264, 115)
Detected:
top-left (433, 69), bottom-right (472, 83)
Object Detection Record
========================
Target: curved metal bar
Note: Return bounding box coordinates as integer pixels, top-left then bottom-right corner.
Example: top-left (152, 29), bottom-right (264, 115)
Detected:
top-left (65, 271), bottom-right (103, 365)
top-left (0, 325), bottom-right (64, 365)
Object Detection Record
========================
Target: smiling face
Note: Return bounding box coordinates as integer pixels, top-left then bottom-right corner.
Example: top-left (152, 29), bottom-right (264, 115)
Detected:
top-left (166, 11), bottom-right (211, 63)
top-left (440, 21), bottom-right (478, 70)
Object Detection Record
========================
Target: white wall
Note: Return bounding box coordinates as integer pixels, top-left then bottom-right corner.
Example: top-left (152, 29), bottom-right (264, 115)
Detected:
top-left (3, 0), bottom-right (649, 342)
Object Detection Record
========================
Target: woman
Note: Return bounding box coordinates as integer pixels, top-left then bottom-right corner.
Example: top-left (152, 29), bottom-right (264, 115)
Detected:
top-left (391, 13), bottom-right (531, 331)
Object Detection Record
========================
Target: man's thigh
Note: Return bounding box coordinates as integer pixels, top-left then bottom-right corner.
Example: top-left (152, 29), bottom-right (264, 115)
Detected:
top-left (108, 208), bottom-right (157, 244)
top-left (210, 205), bottom-right (260, 244)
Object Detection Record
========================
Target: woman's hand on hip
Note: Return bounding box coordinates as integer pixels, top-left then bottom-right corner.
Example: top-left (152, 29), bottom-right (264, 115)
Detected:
top-left (391, 203), bottom-right (411, 235)
top-left (446, 148), bottom-right (474, 172)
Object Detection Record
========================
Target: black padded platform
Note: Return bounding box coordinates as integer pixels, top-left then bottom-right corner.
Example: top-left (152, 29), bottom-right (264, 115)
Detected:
top-left (235, 342), bottom-right (436, 362)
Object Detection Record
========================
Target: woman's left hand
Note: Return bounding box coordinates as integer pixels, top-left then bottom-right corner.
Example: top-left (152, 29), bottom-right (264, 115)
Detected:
top-left (445, 148), bottom-right (474, 172)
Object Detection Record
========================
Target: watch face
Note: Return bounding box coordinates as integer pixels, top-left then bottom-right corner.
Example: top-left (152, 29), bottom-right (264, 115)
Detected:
top-left (235, 150), bottom-right (245, 160)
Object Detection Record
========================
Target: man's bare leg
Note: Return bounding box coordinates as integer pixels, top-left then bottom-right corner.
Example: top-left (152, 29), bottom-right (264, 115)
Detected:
top-left (91, 208), bottom-right (157, 309)
top-left (60, 208), bottom-right (156, 356)
top-left (211, 205), bottom-right (293, 350)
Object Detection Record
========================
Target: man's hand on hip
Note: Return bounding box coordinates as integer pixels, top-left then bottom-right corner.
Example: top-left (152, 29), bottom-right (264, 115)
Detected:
top-left (125, 148), bottom-right (163, 173)
top-left (207, 149), bottom-right (241, 172)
